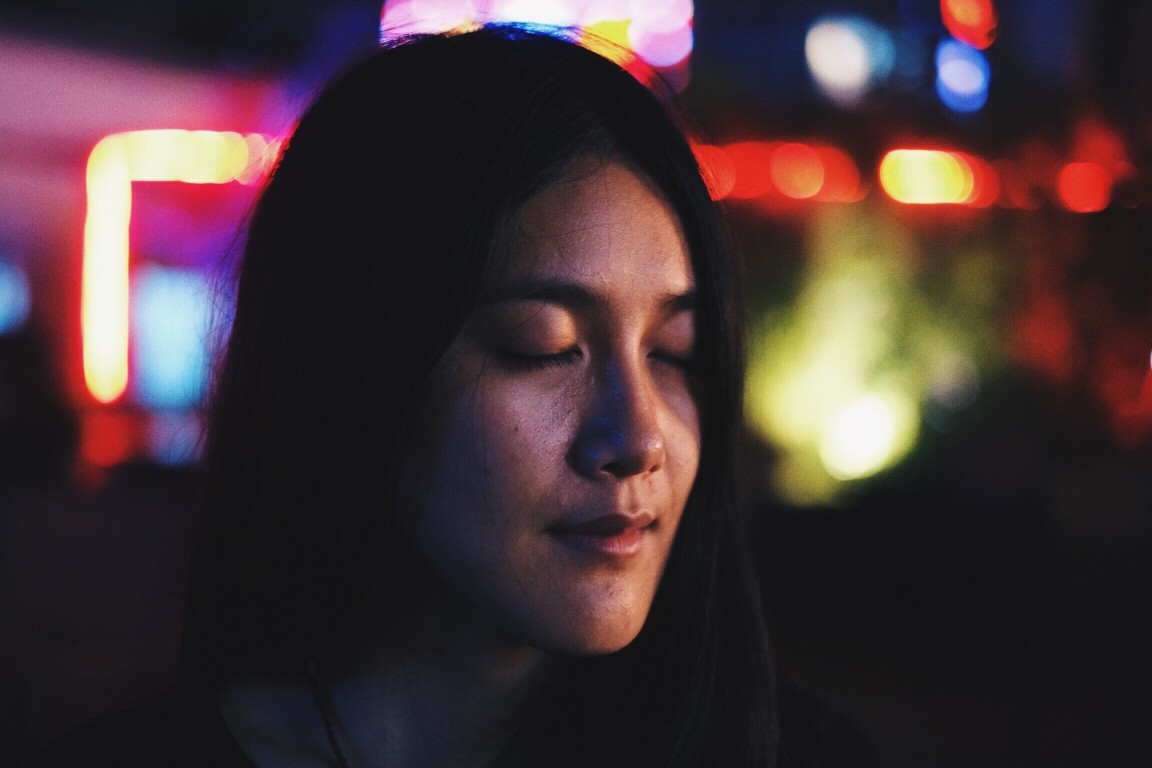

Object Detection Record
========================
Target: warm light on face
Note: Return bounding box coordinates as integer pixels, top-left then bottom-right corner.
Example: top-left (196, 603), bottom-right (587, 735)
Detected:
top-left (406, 163), bottom-right (699, 653)
top-left (82, 129), bottom-right (276, 404)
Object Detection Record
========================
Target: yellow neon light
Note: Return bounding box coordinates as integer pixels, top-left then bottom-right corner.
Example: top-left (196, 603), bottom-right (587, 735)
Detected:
top-left (82, 129), bottom-right (277, 403)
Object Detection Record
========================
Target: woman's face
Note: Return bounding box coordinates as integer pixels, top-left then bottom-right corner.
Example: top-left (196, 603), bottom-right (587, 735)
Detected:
top-left (402, 161), bottom-right (701, 655)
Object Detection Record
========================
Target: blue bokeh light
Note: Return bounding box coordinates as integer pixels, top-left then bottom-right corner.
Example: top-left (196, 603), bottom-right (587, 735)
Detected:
top-left (936, 38), bottom-right (990, 113)
top-left (130, 265), bottom-right (213, 411)
top-left (0, 258), bottom-right (32, 336)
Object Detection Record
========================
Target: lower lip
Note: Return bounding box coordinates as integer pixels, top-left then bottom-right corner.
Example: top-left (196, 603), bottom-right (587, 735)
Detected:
top-left (550, 527), bottom-right (648, 557)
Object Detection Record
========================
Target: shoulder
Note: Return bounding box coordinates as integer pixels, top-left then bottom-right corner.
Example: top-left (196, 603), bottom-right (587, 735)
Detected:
top-left (27, 685), bottom-right (255, 768)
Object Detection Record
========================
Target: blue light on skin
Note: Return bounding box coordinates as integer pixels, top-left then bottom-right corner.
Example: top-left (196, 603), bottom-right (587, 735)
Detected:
top-left (936, 38), bottom-right (990, 113)
top-left (130, 265), bottom-right (213, 411)
top-left (0, 259), bottom-right (32, 336)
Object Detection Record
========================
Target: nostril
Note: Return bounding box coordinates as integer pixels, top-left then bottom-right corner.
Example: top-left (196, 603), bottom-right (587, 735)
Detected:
top-left (575, 429), bottom-right (664, 479)
top-left (599, 460), bottom-right (629, 478)
top-left (571, 366), bottom-right (666, 479)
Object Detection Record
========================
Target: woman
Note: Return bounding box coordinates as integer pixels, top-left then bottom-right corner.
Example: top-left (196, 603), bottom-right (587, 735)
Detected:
top-left (35, 24), bottom-right (869, 768)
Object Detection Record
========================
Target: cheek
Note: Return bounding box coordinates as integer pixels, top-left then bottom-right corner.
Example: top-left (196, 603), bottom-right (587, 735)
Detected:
top-left (474, 375), bottom-right (582, 477)
top-left (420, 377), bottom-right (576, 526)
top-left (664, 390), bottom-right (703, 501)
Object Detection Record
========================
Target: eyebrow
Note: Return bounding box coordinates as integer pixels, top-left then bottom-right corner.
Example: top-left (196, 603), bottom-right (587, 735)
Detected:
top-left (488, 278), bottom-right (697, 313)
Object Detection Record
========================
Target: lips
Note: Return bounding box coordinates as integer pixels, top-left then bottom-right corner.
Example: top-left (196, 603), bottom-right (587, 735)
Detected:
top-left (548, 511), bottom-right (656, 557)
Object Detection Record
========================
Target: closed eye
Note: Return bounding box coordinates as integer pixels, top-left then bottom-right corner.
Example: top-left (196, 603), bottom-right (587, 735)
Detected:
top-left (649, 350), bottom-right (696, 372)
top-left (498, 347), bottom-right (583, 371)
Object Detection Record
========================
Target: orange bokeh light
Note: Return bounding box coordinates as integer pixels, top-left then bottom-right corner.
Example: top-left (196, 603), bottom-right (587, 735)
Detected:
top-left (941, 0), bottom-right (997, 49)
top-left (811, 145), bottom-right (862, 202)
top-left (770, 143), bottom-right (825, 200)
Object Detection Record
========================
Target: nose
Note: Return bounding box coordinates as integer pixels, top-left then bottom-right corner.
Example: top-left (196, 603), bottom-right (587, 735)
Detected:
top-left (571, 360), bottom-right (665, 480)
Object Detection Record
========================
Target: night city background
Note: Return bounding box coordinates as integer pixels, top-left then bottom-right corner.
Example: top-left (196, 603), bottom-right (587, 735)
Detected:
top-left (1, 1), bottom-right (1150, 766)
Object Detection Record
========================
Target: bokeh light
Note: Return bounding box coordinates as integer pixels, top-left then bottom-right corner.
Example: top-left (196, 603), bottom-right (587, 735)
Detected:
top-left (712, 141), bottom-right (861, 205)
top-left (1056, 161), bottom-right (1112, 212)
top-left (627, 21), bottom-right (692, 68)
top-left (724, 141), bottom-right (777, 200)
top-left (820, 392), bottom-right (918, 480)
top-left (941, 0), bottom-right (998, 50)
top-left (805, 16), bottom-right (895, 107)
top-left (745, 205), bottom-right (1000, 503)
top-left (145, 411), bottom-right (203, 465)
top-left (691, 143), bottom-right (736, 200)
top-left (936, 38), bottom-right (990, 113)
top-left (771, 143), bottom-right (825, 200)
top-left (880, 149), bottom-right (973, 204)
top-left (811, 145), bottom-right (863, 202)
top-left (0, 259), bottom-right (32, 336)
top-left (381, 0), bottom-right (694, 85)
top-left (130, 265), bottom-right (213, 412)
top-left (78, 411), bottom-right (137, 468)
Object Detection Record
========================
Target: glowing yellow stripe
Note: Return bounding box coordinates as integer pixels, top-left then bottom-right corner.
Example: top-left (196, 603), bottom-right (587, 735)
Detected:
top-left (81, 130), bottom-right (276, 403)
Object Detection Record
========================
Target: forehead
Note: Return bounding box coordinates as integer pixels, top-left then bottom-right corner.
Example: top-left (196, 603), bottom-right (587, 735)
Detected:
top-left (503, 161), bottom-right (694, 294)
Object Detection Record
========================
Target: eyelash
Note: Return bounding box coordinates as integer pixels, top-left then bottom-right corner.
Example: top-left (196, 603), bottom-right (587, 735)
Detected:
top-left (652, 352), bottom-right (696, 372)
top-left (500, 348), bottom-right (695, 373)
top-left (500, 348), bottom-right (583, 371)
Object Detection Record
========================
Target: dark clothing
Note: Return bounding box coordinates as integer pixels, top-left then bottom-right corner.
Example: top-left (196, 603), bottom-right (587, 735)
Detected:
top-left (777, 682), bottom-right (885, 768)
top-left (30, 681), bottom-right (881, 768)
top-left (27, 686), bottom-right (254, 768)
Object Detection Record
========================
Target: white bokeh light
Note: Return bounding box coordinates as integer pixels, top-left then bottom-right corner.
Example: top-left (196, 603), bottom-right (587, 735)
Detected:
top-left (493, 0), bottom-right (580, 26)
top-left (819, 393), bottom-right (916, 480)
top-left (805, 16), bottom-right (895, 107)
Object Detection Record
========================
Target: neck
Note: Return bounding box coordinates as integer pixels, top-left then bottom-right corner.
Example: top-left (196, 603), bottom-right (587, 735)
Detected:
top-left (319, 563), bottom-right (555, 768)
top-left (219, 556), bottom-right (557, 768)
top-left (325, 636), bottom-right (549, 768)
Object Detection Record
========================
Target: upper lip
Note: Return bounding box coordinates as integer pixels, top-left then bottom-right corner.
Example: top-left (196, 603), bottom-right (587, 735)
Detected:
top-left (548, 511), bottom-right (656, 536)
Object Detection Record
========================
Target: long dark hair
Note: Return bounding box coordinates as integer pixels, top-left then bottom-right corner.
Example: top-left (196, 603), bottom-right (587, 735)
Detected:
top-left (183, 25), bottom-right (777, 765)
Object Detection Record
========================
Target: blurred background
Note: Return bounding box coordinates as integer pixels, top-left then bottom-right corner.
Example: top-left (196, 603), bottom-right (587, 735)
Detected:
top-left (0, 1), bottom-right (1149, 765)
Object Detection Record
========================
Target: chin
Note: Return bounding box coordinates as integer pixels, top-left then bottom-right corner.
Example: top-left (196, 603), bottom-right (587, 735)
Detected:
top-left (533, 613), bottom-right (648, 657)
